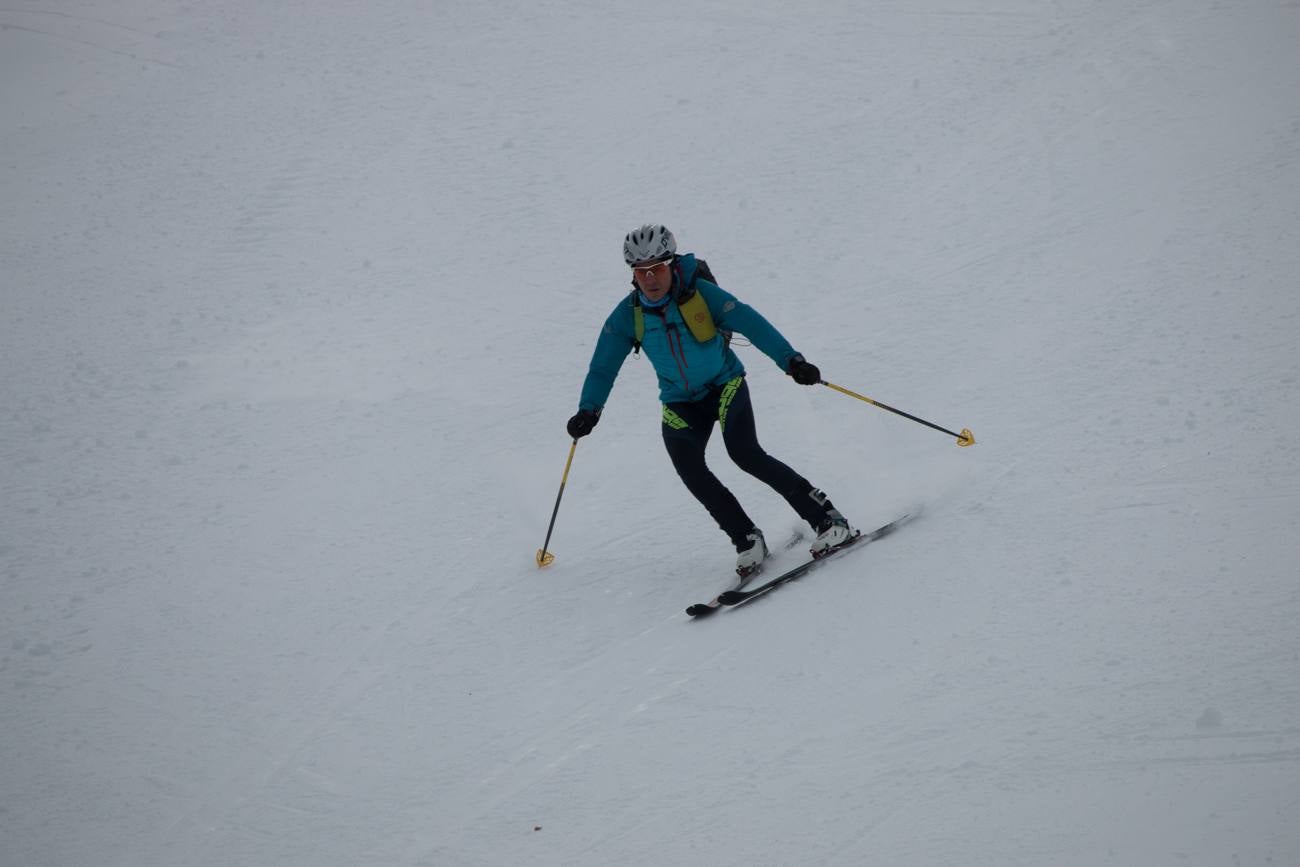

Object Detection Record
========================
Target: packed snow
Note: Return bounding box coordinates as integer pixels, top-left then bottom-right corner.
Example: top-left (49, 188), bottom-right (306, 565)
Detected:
top-left (3, 1), bottom-right (1298, 865)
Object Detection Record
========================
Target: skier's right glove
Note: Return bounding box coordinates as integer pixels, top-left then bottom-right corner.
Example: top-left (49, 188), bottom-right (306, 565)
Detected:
top-left (566, 409), bottom-right (600, 439)
top-left (788, 355), bottom-right (822, 385)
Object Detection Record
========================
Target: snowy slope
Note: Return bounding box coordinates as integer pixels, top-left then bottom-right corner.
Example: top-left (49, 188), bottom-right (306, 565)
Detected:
top-left (3, 1), bottom-right (1299, 865)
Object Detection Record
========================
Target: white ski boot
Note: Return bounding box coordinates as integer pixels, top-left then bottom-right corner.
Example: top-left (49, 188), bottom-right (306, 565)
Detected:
top-left (735, 529), bottom-right (768, 578)
top-left (810, 514), bottom-right (853, 556)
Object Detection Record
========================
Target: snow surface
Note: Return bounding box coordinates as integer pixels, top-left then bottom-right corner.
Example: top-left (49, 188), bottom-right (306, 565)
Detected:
top-left (3, 1), bottom-right (1299, 865)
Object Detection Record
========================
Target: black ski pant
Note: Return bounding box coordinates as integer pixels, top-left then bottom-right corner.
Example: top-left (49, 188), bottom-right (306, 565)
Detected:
top-left (661, 376), bottom-right (835, 549)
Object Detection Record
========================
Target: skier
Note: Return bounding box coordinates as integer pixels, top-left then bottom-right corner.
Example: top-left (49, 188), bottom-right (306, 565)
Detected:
top-left (566, 224), bottom-right (854, 577)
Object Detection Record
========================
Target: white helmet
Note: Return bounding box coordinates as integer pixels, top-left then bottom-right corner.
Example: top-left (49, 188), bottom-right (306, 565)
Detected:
top-left (623, 224), bottom-right (676, 265)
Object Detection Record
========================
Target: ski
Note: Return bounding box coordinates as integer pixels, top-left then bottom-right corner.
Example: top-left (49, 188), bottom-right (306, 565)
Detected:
top-left (685, 529), bottom-right (805, 618)
top-left (709, 512), bottom-right (916, 610)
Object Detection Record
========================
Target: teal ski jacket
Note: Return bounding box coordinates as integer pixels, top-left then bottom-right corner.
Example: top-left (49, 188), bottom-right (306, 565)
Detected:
top-left (577, 254), bottom-right (802, 412)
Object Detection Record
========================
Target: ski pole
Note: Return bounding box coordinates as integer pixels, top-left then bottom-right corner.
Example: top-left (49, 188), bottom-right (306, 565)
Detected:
top-left (536, 439), bottom-right (578, 567)
top-left (821, 380), bottom-right (975, 447)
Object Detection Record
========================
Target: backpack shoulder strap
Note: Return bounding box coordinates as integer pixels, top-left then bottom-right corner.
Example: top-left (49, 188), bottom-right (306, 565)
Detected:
top-left (676, 257), bottom-right (729, 346)
top-left (677, 289), bottom-right (718, 343)
top-left (629, 289), bottom-right (643, 355)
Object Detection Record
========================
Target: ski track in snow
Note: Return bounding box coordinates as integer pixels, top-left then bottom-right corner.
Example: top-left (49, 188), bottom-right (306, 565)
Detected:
top-left (3, 1), bottom-right (1299, 866)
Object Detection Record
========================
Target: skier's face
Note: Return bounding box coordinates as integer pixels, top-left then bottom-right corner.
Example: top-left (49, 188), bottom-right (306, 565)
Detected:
top-left (632, 258), bottom-right (672, 302)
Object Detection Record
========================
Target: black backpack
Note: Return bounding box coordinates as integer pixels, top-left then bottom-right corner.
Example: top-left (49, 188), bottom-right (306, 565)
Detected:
top-left (629, 257), bottom-right (733, 355)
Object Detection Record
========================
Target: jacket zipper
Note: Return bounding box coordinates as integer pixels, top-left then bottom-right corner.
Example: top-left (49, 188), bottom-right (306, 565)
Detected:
top-left (665, 322), bottom-right (692, 394)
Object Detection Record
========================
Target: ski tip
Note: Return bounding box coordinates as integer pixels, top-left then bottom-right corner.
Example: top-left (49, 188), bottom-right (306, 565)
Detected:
top-left (716, 590), bottom-right (743, 606)
top-left (686, 603), bottom-right (719, 618)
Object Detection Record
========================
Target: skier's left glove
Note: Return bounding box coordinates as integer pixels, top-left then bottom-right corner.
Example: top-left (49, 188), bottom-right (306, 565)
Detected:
top-left (788, 355), bottom-right (821, 385)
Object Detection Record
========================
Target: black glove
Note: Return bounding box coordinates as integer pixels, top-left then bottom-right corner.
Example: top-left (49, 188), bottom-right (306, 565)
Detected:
top-left (788, 355), bottom-right (821, 385)
top-left (566, 409), bottom-right (600, 439)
